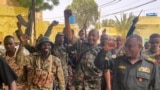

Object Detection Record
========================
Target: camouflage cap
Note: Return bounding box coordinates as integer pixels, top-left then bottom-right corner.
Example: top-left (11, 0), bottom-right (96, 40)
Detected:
top-left (37, 36), bottom-right (53, 47)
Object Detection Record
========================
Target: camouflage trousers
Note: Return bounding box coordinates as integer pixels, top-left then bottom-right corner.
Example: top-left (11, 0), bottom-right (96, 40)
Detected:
top-left (66, 65), bottom-right (75, 90)
top-left (83, 80), bottom-right (101, 90)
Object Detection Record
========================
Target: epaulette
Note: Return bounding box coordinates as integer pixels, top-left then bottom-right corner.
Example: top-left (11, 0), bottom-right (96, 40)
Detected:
top-left (146, 57), bottom-right (158, 64)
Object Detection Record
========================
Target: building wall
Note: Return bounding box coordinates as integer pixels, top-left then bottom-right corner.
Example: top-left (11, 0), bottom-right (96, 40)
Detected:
top-left (0, 5), bottom-right (78, 44)
top-left (136, 16), bottom-right (160, 43)
top-left (100, 16), bottom-right (160, 44)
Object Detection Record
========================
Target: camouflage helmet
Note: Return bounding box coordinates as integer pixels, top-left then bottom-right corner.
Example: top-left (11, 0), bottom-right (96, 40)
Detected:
top-left (37, 36), bottom-right (53, 48)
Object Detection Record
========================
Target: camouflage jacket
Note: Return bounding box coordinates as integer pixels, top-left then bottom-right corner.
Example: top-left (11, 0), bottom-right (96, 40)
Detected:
top-left (143, 49), bottom-right (160, 60)
top-left (74, 45), bottom-right (102, 90)
top-left (16, 46), bottom-right (65, 90)
top-left (3, 50), bottom-right (24, 81)
top-left (2, 48), bottom-right (29, 90)
top-left (52, 45), bottom-right (68, 81)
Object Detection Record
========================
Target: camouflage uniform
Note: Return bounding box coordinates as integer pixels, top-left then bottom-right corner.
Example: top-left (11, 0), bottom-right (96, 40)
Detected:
top-left (143, 49), bottom-right (160, 75)
top-left (143, 49), bottom-right (160, 61)
top-left (51, 45), bottom-right (68, 85)
top-left (0, 56), bottom-right (18, 89)
top-left (74, 45), bottom-right (102, 90)
top-left (16, 46), bottom-right (65, 90)
top-left (2, 48), bottom-right (29, 90)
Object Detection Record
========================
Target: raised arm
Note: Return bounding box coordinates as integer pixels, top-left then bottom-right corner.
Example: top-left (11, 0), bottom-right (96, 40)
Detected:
top-left (16, 35), bottom-right (31, 65)
top-left (44, 20), bottom-right (59, 37)
top-left (64, 9), bottom-right (73, 42)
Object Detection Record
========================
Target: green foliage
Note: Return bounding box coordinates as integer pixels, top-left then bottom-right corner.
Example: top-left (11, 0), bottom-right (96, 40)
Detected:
top-left (16, 0), bottom-right (59, 12)
top-left (113, 13), bottom-right (135, 37)
top-left (68, 0), bottom-right (99, 28)
top-left (101, 19), bottom-right (114, 27)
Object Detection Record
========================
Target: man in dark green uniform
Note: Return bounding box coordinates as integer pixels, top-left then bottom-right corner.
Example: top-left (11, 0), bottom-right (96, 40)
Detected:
top-left (98, 33), bottom-right (115, 90)
top-left (0, 56), bottom-right (17, 90)
top-left (97, 34), bottom-right (160, 90)
top-left (112, 34), bottom-right (160, 90)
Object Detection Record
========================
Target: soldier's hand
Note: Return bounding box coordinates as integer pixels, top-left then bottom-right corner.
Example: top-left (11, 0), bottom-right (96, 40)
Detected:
top-left (19, 34), bottom-right (29, 45)
top-left (104, 40), bottom-right (116, 51)
top-left (17, 22), bottom-right (21, 29)
top-left (51, 20), bottom-right (59, 26)
top-left (64, 9), bottom-right (72, 18)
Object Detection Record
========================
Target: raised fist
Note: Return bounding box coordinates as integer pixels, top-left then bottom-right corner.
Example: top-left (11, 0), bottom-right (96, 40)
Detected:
top-left (51, 20), bottom-right (59, 26)
top-left (64, 9), bottom-right (72, 18)
top-left (20, 34), bottom-right (29, 45)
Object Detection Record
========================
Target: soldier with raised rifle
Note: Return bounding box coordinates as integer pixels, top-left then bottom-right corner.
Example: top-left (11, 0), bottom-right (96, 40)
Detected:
top-left (16, 35), bottom-right (65, 90)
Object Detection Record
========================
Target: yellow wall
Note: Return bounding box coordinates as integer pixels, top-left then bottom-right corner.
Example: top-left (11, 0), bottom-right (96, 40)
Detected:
top-left (99, 27), bottom-right (120, 38)
top-left (0, 5), bottom-right (78, 44)
top-left (100, 16), bottom-right (160, 43)
top-left (1, 1), bottom-right (159, 44)
top-left (136, 16), bottom-right (160, 42)
top-left (0, 5), bottom-right (28, 42)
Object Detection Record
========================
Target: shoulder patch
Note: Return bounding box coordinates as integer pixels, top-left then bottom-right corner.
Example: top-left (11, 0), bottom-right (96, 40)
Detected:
top-left (146, 57), bottom-right (158, 64)
top-left (112, 54), bottom-right (117, 59)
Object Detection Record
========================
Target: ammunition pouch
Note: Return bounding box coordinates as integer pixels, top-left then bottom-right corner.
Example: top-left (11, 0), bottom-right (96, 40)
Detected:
top-left (32, 70), bottom-right (54, 88)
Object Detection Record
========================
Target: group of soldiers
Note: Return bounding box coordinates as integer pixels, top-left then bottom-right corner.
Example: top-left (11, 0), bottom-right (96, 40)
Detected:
top-left (0, 9), bottom-right (160, 90)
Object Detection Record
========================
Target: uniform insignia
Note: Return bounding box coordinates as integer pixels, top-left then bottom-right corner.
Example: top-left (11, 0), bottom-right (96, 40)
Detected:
top-left (105, 56), bottom-right (109, 60)
top-left (118, 65), bottom-right (126, 70)
top-left (112, 54), bottom-right (116, 58)
top-left (138, 67), bottom-right (150, 73)
top-left (138, 77), bottom-right (143, 82)
top-left (147, 57), bottom-right (158, 64)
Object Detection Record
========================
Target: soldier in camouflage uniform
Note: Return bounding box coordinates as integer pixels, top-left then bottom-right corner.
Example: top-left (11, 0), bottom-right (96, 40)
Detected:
top-left (143, 33), bottom-right (160, 76)
top-left (143, 33), bottom-right (160, 59)
top-left (0, 56), bottom-right (18, 90)
top-left (144, 41), bottom-right (151, 50)
top-left (115, 36), bottom-right (125, 55)
top-left (64, 9), bottom-right (105, 90)
top-left (74, 29), bottom-right (106, 90)
top-left (16, 36), bottom-right (65, 90)
top-left (51, 32), bottom-right (70, 88)
top-left (2, 35), bottom-right (29, 90)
